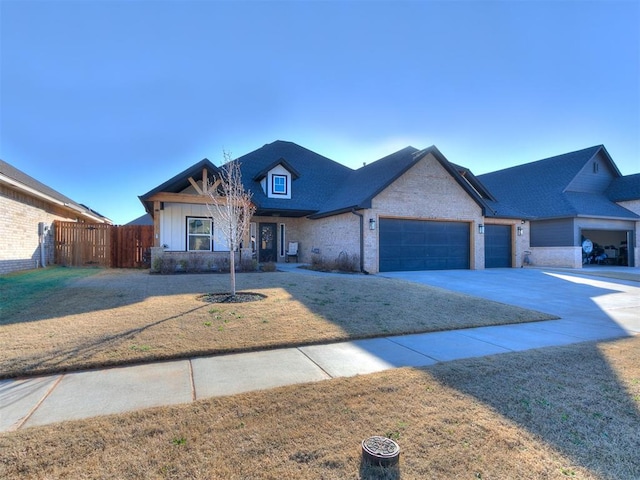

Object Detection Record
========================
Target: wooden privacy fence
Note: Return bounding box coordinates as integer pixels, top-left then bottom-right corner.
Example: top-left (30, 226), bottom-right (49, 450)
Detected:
top-left (54, 221), bottom-right (154, 268)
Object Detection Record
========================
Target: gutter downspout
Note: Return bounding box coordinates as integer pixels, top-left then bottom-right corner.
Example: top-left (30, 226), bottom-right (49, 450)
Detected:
top-left (351, 209), bottom-right (368, 274)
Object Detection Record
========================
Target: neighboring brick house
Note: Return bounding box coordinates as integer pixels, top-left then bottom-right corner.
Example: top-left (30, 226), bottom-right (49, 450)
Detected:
top-left (0, 159), bottom-right (112, 274)
top-left (139, 141), bottom-right (529, 273)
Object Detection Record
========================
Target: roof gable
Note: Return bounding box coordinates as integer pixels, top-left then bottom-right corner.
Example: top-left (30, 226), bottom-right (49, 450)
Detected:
top-left (138, 158), bottom-right (221, 215)
top-left (565, 148), bottom-right (620, 194)
top-left (311, 145), bottom-right (496, 218)
top-left (140, 158), bottom-right (220, 198)
top-left (252, 157), bottom-right (301, 181)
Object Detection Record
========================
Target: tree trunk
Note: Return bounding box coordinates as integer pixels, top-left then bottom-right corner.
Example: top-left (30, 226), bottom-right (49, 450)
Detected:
top-left (229, 249), bottom-right (236, 296)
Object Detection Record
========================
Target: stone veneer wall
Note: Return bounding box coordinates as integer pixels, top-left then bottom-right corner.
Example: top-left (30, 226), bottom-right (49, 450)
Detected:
top-left (149, 247), bottom-right (254, 273)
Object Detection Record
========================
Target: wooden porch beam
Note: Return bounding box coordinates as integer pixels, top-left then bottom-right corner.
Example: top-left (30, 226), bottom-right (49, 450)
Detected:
top-left (203, 168), bottom-right (209, 193)
top-left (188, 177), bottom-right (203, 195)
top-left (147, 192), bottom-right (226, 205)
top-left (153, 201), bottom-right (161, 247)
top-left (208, 178), bottom-right (221, 195)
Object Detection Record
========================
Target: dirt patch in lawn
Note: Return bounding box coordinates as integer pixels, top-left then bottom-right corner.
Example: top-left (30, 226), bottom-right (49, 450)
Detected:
top-left (1, 336), bottom-right (638, 479)
top-left (0, 268), bottom-right (556, 379)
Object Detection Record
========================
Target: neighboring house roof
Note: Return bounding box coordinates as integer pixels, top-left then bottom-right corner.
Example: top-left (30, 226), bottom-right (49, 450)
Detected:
top-left (0, 158), bottom-right (112, 223)
top-left (606, 173), bottom-right (640, 202)
top-left (478, 145), bottom-right (639, 220)
top-left (126, 213), bottom-right (154, 226)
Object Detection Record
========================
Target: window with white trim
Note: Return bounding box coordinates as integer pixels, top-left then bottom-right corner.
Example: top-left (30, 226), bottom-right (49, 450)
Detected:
top-left (272, 174), bottom-right (287, 195)
top-left (187, 217), bottom-right (212, 251)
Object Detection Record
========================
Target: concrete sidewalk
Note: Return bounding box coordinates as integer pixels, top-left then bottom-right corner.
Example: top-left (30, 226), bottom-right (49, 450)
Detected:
top-left (2, 266), bottom-right (638, 433)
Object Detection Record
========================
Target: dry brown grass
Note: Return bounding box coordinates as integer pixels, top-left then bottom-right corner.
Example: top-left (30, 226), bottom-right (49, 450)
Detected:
top-left (1, 336), bottom-right (638, 479)
top-left (0, 268), bottom-right (555, 379)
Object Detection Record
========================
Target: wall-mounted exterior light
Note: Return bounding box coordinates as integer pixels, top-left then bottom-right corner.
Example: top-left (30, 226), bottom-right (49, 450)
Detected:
top-left (369, 218), bottom-right (376, 230)
top-left (478, 224), bottom-right (485, 234)
top-left (517, 226), bottom-right (524, 236)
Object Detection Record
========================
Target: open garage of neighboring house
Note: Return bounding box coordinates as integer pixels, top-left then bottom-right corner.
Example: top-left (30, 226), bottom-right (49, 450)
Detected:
top-left (581, 228), bottom-right (635, 266)
top-left (378, 218), bottom-right (470, 272)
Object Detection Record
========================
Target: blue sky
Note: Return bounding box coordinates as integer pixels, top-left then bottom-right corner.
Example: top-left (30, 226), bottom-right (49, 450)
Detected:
top-left (1, 0), bottom-right (638, 225)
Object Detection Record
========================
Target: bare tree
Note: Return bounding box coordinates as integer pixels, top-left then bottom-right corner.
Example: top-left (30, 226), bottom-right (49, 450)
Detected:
top-left (206, 151), bottom-right (255, 297)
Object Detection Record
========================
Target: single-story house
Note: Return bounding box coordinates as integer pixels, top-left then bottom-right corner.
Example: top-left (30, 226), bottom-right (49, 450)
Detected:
top-left (0, 159), bottom-right (111, 274)
top-left (139, 141), bottom-right (639, 273)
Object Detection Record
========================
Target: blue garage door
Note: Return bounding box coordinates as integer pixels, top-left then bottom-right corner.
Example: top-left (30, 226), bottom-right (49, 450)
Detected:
top-left (379, 218), bottom-right (470, 272)
top-left (485, 224), bottom-right (512, 268)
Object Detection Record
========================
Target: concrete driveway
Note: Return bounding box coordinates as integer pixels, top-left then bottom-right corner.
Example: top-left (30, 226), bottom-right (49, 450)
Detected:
top-left (380, 266), bottom-right (640, 337)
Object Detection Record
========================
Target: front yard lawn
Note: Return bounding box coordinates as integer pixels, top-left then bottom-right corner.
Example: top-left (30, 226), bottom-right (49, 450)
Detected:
top-left (0, 267), bottom-right (556, 379)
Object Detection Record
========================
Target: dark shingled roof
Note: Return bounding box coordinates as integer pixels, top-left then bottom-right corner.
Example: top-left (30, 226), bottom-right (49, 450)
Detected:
top-left (310, 145), bottom-right (501, 218)
top-left (606, 173), bottom-right (640, 202)
top-left (311, 146), bottom-right (421, 217)
top-left (138, 141), bottom-right (638, 223)
top-left (126, 213), bottom-right (154, 226)
top-left (0, 158), bottom-right (110, 222)
top-left (235, 140), bottom-right (353, 216)
top-left (139, 141), bottom-right (513, 219)
top-left (478, 145), bottom-right (638, 220)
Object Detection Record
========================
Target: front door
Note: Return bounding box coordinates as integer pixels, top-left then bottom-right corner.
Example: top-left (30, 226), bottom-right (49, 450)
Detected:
top-left (259, 223), bottom-right (277, 262)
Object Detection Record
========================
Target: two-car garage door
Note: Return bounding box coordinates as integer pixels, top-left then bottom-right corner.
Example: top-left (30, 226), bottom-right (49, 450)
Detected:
top-left (379, 218), bottom-right (470, 272)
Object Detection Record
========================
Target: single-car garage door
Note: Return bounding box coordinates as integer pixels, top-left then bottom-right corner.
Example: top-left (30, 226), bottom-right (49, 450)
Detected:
top-left (379, 218), bottom-right (470, 272)
top-left (484, 224), bottom-right (512, 268)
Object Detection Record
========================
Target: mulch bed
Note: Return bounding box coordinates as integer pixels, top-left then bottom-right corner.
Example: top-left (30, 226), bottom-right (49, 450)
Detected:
top-left (198, 292), bottom-right (267, 303)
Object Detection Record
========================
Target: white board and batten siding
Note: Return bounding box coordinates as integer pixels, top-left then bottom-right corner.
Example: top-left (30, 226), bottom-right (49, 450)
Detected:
top-left (160, 203), bottom-right (229, 252)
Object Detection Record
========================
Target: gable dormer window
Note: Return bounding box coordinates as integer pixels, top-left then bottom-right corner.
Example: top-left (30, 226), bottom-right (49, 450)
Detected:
top-left (254, 158), bottom-right (298, 199)
top-left (272, 174), bottom-right (287, 195)
top-left (266, 167), bottom-right (292, 199)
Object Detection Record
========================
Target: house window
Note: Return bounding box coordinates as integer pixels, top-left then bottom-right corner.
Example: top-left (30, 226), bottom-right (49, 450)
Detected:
top-left (593, 162), bottom-right (599, 173)
top-left (187, 217), bottom-right (212, 251)
top-left (272, 174), bottom-right (287, 195)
